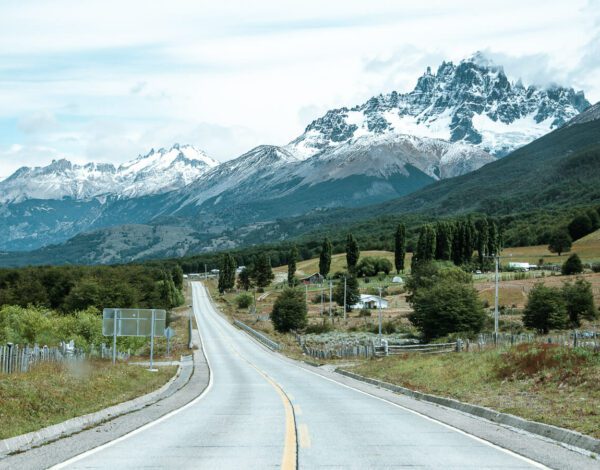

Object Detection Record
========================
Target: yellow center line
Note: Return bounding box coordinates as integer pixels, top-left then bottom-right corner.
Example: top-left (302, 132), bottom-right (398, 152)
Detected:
top-left (206, 306), bottom-right (297, 469)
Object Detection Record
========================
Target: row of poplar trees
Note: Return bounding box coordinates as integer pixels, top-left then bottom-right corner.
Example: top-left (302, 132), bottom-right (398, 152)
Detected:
top-left (412, 217), bottom-right (501, 268)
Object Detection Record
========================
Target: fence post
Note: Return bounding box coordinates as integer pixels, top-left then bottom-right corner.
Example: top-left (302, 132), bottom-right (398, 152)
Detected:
top-left (7, 343), bottom-right (13, 374)
top-left (573, 330), bottom-right (578, 348)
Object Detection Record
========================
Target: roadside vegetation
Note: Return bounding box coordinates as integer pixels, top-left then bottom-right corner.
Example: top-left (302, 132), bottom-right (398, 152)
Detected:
top-left (0, 361), bottom-right (175, 439)
top-left (349, 344), bottom-right (600, 439)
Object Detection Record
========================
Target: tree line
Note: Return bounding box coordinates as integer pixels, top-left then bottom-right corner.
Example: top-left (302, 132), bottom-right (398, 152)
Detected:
top-left (0, 264), bottom-right (184, 315)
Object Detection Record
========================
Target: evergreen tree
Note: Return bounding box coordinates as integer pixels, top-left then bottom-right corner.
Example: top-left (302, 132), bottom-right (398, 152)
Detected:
top-left (271, 288), bottom-right (307, 332)
top-left (522, 284), bottom-right (568, 333)
top-left (562, 278), bottom-right (597, 327)
top-left (568, 214), bottom-right (593, 241)
top-left (451, 221), bottom-right (464, 266)
top-left (548, 229), bottom-right (572, 256)
top-left (288, 245), bottom-right (299, 287)
top-left (345, 233), bottom-right (360, 273)
top-left (253, 253), bottom-right (274, 288)
top-left (475, 218), bottom-right (489, 267)
top-left (415, 224), bottom-right (436, 265)
top-left (562, 254), bottom-right (583, 275)
top-left (319, 238), bottom-right (332, 277)
top-left (434, 221), bottom-right (452, 261)
top-left (487, 219), bottom-right (499, 256)
top-left (394, 223), bottom-right (407, 273)
top-left (218, 253), bottom-right (236, 293)
top-left (463, 217), bottom-right (477, 264)
top-left (333, 274), bottom-right (360, 312)
top-left (237, 267), bottom-right (252, 291)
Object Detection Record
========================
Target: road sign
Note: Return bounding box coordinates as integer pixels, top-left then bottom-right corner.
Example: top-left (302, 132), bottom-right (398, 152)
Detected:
top-left (102, 308), bottom-right (167, 368)
top-left (102, 309), bottom-right (166, 337)
top-left (164, 327), bottom-right (174, 339)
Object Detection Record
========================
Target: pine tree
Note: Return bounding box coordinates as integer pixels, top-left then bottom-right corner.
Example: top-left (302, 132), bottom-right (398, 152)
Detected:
top-left (237, 267), bottom-right (252, 291)
top-left (452, 220), bottom-right (463, 266)
top-left (434, 221), bottom-right (452, 261)
top-left (218, 253), bottom-right (236, 293)
top-left (319, 238), bottom-right (332, 277)
top-left (253, 253), bottom-right (274, 288)
top-left (333, 274), bottom-right (360, 312)
top-left (415, 224), bottom-right (436, 265)
top-left (394, 224), bottom-right (407, 273)
top-left (487, 219), bottom-right (500, 257)
top-left (463, 217), bottom-right (477, 264)
top-left (288, 245), bottom-right (299, 287)
top-left (475, 217), bottom-right (489, 268)
top-left (345, 233), bottom-right (360, 273)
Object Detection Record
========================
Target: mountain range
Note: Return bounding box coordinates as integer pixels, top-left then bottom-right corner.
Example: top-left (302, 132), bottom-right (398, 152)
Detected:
top-left (0, 53), bottom-right (593, 264)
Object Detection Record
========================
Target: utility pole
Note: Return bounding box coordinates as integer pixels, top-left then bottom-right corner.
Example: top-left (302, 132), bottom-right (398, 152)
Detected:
top-left (329, 280), bottom-right (333, 318)
top-left (494, 253), bottom-right (499, 340)
top-left (378, 286), bottom-right (383, 344)
top-left (343, 276), bottom-right (347, 321)
top-left (204, 263), bottom-right (207, 279)
top-left (320, 286), bottom-right (324, 316)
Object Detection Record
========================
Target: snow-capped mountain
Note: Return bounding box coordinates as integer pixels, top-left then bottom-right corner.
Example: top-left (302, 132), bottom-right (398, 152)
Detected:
top-left (288, 52), bottom-right (589, 158)
top-left (0, 52), bottom-right (592, 257)
top-left (0, 144), bottom-right (217, 204)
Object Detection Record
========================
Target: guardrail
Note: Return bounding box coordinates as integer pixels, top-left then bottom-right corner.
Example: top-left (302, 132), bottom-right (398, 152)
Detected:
top-left (233, 320), bottom-right (281, 351)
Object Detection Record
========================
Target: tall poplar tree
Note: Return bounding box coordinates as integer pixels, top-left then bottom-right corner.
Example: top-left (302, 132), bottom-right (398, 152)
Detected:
top-left (345, 233), bottom-right (360, 273)
top-left (415, 224), bottom-right (436, 264)
top-left (475, 217), bottom-right (489, 267)
top-left (434, 221), bottom-right (453, 261)
top-left (288, 245), bottom-right (299, 287)
top-left (218, 253), bottom-right (235, 293)
top-left (394, 224), bottom-right (407, 273)
top-left (319, 237), bottom-right (332, 277)
top-left (253, 253), bottom-right (274, 288)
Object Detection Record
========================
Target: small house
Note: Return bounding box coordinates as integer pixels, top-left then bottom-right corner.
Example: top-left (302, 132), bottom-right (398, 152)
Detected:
top-left (300, 273), bottom-right (325, 284)
top-left (351, 294), bottom-right (388, 310)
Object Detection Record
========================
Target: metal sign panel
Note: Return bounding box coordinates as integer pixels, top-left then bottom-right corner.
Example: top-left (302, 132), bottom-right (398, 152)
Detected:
top-left (102, 309), bottom-right (167, 337)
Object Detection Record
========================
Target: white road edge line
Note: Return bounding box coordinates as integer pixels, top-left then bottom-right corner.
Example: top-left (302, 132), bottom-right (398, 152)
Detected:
top-left (50, 285), bottom-right (214, 470)
top-left (209, 284), bottom-right (550, 470)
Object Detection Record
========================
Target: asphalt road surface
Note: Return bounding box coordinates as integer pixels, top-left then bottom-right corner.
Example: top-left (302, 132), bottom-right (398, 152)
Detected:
top-left (52, 282), bottom-right (578, 469)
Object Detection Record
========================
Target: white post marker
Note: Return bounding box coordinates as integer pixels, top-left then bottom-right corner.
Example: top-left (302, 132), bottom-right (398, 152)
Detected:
top-left (149, 309), bottom-right (157, 372)
top-left (112, 309), bottom-right (118, 365)
top-left (343, 276), bottom-right (347, 321)
top-left (329, 280), bottom-right (332, 318)
top-left (378, 286), bottom-right (383, 344)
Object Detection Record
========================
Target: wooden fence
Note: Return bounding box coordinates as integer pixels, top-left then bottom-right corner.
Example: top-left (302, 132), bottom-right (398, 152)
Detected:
top-left (1, 342), bottom-right (130, 374)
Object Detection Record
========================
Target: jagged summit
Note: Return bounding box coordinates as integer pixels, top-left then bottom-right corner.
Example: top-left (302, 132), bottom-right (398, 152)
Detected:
top-left (289, 53), bottom-right (590, 158)
top-left (0, 144), bottom-right (217, 203)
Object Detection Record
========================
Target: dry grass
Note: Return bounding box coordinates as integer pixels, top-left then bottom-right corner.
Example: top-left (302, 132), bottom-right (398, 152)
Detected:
top-left (0, 361), bottom-right (176, 439)
top-left (350, 344), bottom-right (600, 438)
top-left (273, 250), bottom-right (411, 277)
top-left (502, 229), bottom-right (600, 265)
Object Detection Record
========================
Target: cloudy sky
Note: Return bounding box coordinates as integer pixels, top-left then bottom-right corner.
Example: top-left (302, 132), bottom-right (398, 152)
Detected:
top-left (0, 0), bottom-right (598, 178)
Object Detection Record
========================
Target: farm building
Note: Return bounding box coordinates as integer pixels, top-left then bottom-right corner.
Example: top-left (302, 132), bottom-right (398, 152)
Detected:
top-left (301, 273), bottom-right (325, 284)
top-left (351, 294), bottom-right (388, 310)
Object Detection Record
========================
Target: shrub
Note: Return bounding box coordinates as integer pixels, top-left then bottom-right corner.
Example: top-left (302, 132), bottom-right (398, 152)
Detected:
top-left (304, 320), bottom-right (333, 334)
top-left (591, 264), bottom-right (600, 273)
top-left (562, 278), bottom-right (597, 327)
top-left (562, 254), bottom-right (583, 275)
top-left (235, 293), bottom-right (253, 309)
top-left (358, 308), bottom-right (371, 317)
top-left (271, 288), bottom-right (307, 332)
top-left (522, 284), bottom-right (567, 333)
top-left (408, 277), bottom-right (485, 340)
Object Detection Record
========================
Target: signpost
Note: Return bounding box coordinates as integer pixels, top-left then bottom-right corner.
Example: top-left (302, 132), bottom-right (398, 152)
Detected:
top-left (164, 327), bottom-right (174, 356)
top-left (103, 308), bottom-right (167, 370)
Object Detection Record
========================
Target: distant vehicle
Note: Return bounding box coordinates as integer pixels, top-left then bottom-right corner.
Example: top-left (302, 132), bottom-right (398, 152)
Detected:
top-left (508, 262), bottom-right (530, 272)
top-left (474, 270), bottom-right (482, 274)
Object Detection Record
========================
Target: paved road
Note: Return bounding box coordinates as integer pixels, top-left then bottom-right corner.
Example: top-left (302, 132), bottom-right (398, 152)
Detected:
top-left (53, 283), bottom-right (569, 469)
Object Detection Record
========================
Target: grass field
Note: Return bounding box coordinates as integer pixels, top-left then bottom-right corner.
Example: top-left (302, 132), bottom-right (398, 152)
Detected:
top-left (0, 361), bottom-right (176, 439)
top-left (350, 344), bottom-right (600, 439)
top-left (500, 229), bottom-right (600, 265)
top-left (273, 250), bottom-right (408, 277)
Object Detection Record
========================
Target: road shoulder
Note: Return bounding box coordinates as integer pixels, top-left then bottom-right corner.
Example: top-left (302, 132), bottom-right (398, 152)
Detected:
top-left (0, 330), bottom-right (210, 470)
